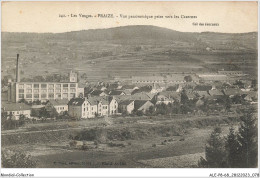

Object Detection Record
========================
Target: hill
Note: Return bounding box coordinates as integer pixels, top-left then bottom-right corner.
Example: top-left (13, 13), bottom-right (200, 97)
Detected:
top-left (1, 25), bottom-right (257, 82)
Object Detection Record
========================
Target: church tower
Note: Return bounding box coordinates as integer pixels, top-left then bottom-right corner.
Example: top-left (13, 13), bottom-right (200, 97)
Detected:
top-left (69, 71), bottom-right (78, 83)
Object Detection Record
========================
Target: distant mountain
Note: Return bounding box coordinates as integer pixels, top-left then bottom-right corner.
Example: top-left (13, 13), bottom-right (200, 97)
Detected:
top-left (2, 25), bottom-right (257, 48)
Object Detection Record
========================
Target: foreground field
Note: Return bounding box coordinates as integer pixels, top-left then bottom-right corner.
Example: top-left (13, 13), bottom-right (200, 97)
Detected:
top-left (2, 115), bottom-right (238, 168)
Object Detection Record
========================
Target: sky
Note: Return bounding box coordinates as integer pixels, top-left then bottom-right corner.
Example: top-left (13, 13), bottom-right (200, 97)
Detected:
top-left (1, 1), bottom-right (258, 33)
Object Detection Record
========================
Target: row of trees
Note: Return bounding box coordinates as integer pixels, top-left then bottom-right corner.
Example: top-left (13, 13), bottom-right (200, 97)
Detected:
top-left (198, 108), bottom-right (257, 168)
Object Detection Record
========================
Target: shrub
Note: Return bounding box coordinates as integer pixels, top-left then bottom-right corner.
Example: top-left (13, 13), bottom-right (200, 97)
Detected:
top-left (1, 150), bottom-right (37, 168)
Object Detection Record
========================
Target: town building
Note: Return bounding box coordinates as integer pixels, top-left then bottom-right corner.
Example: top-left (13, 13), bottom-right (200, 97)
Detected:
top-left (7, 55), bottom-right (82, 103)
top-left (68, 96), bottom-right (118, 119)
top-left (8, 71), bottom-right (80, 103)
top-left (1, 102), bottom-right (31, 120)
top-left (118, 100), bottom-right (135, 114)
top-left (45, 99), bottom-right (69, 114)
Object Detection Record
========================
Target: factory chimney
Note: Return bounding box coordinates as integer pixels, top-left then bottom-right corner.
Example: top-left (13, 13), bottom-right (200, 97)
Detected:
top-left (16, 54), bottom-right (20, 82)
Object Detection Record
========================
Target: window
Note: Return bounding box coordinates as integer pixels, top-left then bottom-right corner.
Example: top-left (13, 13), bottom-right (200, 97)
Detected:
top-left (34, 94), bottom-right (39, 98)
top-left (41, 94), bottom-right (47, 98)
top-left (48, 93), bottom-right (54, 98)
top-left (70, 84), bottom-right (76, 88)
top-left (19, 89), bottom-right (24, 93)
top-left (34, 84), bottom-right (39, 88)
top-left (26, 84), bottom-right (32, 89)
top-left (34, 89), bottom-right (39, 93)
top-left (92, 107), bottom-right (93, 110)
top-left (41, 89), bottom-right (47, 93)
top-left (18, 84), bottom-right (24, 89)
top-left (70, 93), bottom-right (75, 98)
top-left (63, 84), bottom-right (68, 88)
top-left (55, 94), bottom-right (61, 99)
top-left (63, 89), bottom-right (68, 92)
top-left (26, 94), bottom-right (32, 98)
top-left (70, 88), bottom-right (76, 92)
top-left (48, 84), bottom-right (54, 89)
top-left (41, 84), bottom-right (47, 88)
top-left (63, 93), bottom-right (68, 98)
top-left (19, 94), bottom-right (24, 98)
top-left (26, 89), bottom-right (32, 93)
top-left (48, 89), bottom-right (54, 93)
top-left (56, 84), bottom-right (61, 89)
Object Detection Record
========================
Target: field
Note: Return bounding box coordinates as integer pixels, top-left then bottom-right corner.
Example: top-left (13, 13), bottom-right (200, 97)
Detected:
top-left (2, 114), bottom-right (239, 168)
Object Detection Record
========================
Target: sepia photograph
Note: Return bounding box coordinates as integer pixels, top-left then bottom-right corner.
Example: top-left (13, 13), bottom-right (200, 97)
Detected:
top-left (0, 1), bottom-right (258, 176)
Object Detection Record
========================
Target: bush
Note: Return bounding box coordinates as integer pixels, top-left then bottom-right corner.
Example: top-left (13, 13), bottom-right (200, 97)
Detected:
top-left (1, 150), bottom-right (37, 168)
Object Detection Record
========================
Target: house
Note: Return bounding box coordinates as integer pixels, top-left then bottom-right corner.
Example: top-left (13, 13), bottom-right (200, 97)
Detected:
top-left (152, 94), bottom-right (174, 105)
top-left (223, 88), bottom-right (243, 98)
top-left (150, 83), bottom-right (165, 94)
top-left (134, 100), bottom-right (154, 112)
top-left (159, 91), bottom-right (181, 102)
top-left (186, 91), bottom-right (197, 100)
top-left (119, 100), bottom-right (135, 114)
top-left (68, 98), bottom-right (86, 119)
top-left (45, 99), bottom-right (69, 114)
top-left (68, 96), bottom-right (119, 119)
top-left (87, 96), bottom-right (109, 117)
top-left (108, 96), bottom-right (118, 115)
top-left (1, 102), bottom-right (31, 120)
top-left (243, 91), bottom-right (257, 102)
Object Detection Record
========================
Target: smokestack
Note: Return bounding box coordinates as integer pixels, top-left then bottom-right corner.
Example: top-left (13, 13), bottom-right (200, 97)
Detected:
top-left (16, 54), bottom-right (20, 82)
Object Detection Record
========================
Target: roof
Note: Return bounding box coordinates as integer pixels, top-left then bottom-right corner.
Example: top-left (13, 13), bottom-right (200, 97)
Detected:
top-left (119, 100), bottom-right (134, 105)
top-left (196, 91), bottom-right (210, 97)
top-left (48, 99), bottom-right (69, 106)
top-left (208, 90), bottom-right (224, 96)
top-left (166, 85), bottom-right (179, 91)
top-left (31, 105), bottom-right (45, 109)
top-left (194, 85), bottom-right (212, 91)
top-left (132, 76), bottom-right (164, 81)
top-left (109, 90), bottom-right (125, 95)
top-left (86, 96), bottom-right (110, 105)
top-left (90, 90), bottom-right (106, 96)
top-left (224, 88), bottom-right (243, 96)
top-left (159, 91), bottom-right (181, 100)
top-left (68, 98), bottom-right (85, 106)
top-left (2, 102), bottom-right (31, 111)
top-left (198, 74), bottom-right (228, 81)
top-left (132, 92), bottom-right (153, 100)
top-left (121, 85), bottom-right (137, 90)
top-left (134, 100), bottom-right (151, 109)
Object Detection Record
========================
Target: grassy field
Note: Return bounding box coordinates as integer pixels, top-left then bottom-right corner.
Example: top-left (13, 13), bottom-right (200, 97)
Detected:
top-left (2, 114), bottom-right (239, 168)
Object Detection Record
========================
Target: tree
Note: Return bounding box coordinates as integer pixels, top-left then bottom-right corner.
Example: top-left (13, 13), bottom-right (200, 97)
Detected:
top-left (184, 75), bottom-right (192, 82)
top-left (199, 108), bottom-right (258, 168)
top-left (225, 127), bottom-right (240, 167)
top-left (198, 127), bottom-right (228, 168)
top-left (236, 109), bottom-right (258, 167)
top-left (1, 150), bottom-right (36, 168)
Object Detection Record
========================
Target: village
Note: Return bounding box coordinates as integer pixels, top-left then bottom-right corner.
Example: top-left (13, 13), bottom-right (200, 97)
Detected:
top-left (1, 54), bottom-right (257, 126)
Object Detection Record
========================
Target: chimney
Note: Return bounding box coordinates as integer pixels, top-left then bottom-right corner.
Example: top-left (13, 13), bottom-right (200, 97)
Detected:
top-left (16, 54), bottom-right (20, 82)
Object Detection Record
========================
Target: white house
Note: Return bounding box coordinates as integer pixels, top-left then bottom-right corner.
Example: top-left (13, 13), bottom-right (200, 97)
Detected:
top-left (2, 102), bottom-right (31, 120)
